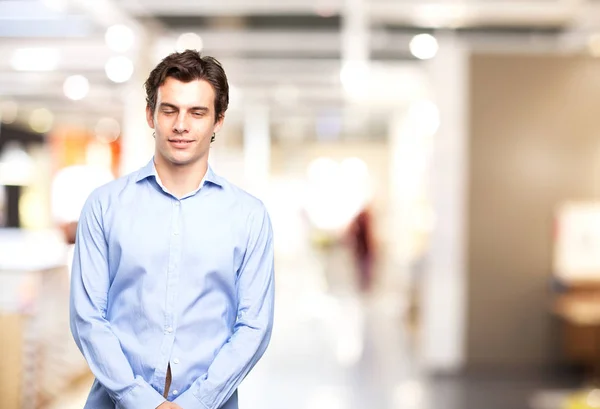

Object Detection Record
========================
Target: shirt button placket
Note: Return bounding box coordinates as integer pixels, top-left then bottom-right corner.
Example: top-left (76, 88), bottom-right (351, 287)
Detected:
top-left (164, 199), bottom-right (181, 359)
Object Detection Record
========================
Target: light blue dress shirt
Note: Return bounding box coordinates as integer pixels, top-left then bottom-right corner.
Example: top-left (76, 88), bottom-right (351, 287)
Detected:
top-left (70, 158), bottom-right (275, 409)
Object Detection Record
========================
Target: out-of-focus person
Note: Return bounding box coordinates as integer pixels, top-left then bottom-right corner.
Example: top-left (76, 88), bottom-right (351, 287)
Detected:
top-left (346, 206), bottom-right (376, 292)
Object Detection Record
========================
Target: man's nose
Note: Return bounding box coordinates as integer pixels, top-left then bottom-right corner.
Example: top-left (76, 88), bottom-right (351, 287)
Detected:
top-left (173, 112), bottom-right (189, 134)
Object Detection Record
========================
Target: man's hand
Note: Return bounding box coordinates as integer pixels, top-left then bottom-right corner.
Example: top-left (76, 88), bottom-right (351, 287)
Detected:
top-left (157, 402), bottom-right (183, 409)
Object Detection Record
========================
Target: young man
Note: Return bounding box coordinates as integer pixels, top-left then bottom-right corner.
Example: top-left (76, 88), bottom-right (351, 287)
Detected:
top-left (70, 50), bottom-right (275, 409)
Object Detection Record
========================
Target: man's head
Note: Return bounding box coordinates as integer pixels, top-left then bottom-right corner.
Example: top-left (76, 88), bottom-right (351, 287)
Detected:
top-left (144, 50), bottom-right (229, 168)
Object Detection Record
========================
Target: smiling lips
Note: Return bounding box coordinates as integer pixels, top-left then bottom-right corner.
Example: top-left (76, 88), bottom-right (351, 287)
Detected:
top-left (169, 138), bottom-right (194, 148)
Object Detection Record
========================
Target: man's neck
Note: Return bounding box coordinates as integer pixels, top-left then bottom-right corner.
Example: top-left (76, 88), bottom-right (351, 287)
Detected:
top-left (154, 156), bottom-right (208, 198)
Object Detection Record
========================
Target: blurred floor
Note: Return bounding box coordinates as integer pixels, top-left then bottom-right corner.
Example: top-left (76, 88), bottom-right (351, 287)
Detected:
top-left (47, 245), bottom-right (580, 409)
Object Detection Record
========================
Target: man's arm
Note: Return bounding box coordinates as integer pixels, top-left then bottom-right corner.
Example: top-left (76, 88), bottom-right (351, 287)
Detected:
top-left (173, 205), bottom-right (275, 409)
top-left (70, 192), bottom-right (167, 409)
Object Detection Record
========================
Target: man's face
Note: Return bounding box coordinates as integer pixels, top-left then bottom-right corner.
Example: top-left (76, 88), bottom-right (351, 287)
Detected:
top-left (146, 77), bottom-right (223, 168)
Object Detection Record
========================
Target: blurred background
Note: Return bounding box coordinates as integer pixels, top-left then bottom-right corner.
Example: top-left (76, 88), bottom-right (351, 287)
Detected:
top-left (3, 0), bottom-right (600, 408)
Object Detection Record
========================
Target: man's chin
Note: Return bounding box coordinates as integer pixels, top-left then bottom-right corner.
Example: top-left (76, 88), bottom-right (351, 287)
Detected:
top-left (170, 158), bottom-right (194, 167)
top-left (156, 149), bottom-right (205, 168)
top-left (167, 153), bottom-right (200, 167)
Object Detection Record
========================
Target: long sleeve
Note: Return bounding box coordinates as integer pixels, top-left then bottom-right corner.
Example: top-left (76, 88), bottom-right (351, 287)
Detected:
top-left (174, 205), bottom-right (275, 409)
top-left (69, 192), bottom-right (166, 409)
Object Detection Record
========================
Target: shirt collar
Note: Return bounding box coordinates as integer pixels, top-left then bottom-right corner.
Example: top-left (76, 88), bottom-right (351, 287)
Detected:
top-left (135, 158), bottom-right (156, 183)
top-left (203, 163), bottom-right (223, 188)
top-left (135, 157), bottom-right (223, 188)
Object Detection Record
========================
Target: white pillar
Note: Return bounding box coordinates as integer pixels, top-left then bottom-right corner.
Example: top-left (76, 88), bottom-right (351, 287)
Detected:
top-left (389, 110), bottom-right (428, 266)
top-left (120, 87), bottom-right (154, 175)
top-left (340, 0), bottom-right (370, 135)
top-left (120, 35), bottom-right (155, 175)
top-left (243, 105), bottom-right (270, 197)
top-left (342, 0), bottom-right (369, 64)
top-left (420, 33), bottom-right (469, 372)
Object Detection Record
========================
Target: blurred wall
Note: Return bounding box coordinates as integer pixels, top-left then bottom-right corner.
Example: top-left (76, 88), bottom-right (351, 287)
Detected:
top-left (467, 53), bottom-right (600, 370)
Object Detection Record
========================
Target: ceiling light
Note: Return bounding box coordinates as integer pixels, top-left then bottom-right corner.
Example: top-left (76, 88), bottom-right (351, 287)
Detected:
top-left (176, 33), bottom-right (203, 52)
top-left (11, 48), bottom-right (60, 72)
top-left (29, 108), bottom-right (54, 133)
top-left (63, 75), bottom-right (90, 101)
top-left (409, 34), bottom-right (439, 60)
top-left (105, 56), bottom-right (134, 83)
top-left (105, 24), bottom-right (135, 53)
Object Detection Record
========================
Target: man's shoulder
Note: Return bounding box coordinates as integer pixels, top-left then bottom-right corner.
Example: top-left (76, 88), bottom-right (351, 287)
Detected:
top-left (217, 176), bottom-right (267, 214)
top-left (86, 169), bottom-right (140, 205)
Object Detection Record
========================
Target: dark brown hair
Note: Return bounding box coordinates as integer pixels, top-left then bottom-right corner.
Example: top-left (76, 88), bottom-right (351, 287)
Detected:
top-left (144, 50), bottom-right (229, 123)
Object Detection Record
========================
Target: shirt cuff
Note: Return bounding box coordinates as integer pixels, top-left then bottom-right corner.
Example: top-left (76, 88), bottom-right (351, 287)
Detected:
top-left (173, 389), bottom-right (209, 409)
top-left (116, 379), bottom-right (166, 409)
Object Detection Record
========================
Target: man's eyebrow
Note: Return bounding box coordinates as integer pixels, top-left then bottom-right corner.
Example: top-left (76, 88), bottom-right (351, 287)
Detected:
top-left (189, 106), bottom-right (209, 112)
top-left (158, 103), bottom-right (210, 112)
top-left (158, 102), bottom-right (178, 109)
top-left (159, 103), bottom-right (209, 111)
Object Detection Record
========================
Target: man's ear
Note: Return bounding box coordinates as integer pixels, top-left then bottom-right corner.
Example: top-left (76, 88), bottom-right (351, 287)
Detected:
top-left (146, 105), bottom-right (155, 129)
top-left (213, 114), bottom-right (225, 134)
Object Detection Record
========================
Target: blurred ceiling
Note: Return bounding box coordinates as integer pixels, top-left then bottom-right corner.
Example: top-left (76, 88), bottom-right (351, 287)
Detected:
top-left (1, 0), bottom-right (599, 140)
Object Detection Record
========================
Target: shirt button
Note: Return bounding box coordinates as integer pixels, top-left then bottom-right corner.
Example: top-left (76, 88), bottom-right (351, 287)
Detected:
top-left (173, 390), bottom-right (179, 396)
top-left (166, 327), bottom-right (173, 333)
top-left (173, 231), bottom-right (179, 235)
top-left (175, 202), bottom-right (180, 206)
top-left (173, 358), bottom-right (180, 364)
